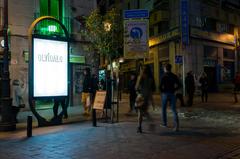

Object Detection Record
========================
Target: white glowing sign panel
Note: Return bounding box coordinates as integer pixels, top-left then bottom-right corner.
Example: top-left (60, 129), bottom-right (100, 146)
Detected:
top-left (33, 38), bottom-right (68, 97)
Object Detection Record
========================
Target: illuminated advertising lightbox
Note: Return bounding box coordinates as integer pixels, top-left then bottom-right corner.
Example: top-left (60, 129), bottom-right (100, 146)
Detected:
top-left (33, 38), bottom-right (68, 97)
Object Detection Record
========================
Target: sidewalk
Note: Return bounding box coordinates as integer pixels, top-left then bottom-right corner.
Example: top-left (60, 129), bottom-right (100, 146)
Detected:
top-left (9, 92), bottom-right (240, 129)
top-left (0, 93), bottom-right (240, 158)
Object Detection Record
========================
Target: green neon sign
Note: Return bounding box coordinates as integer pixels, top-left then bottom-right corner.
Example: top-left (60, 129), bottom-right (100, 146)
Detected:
top-left (69, 55), bottom-right (85, 64)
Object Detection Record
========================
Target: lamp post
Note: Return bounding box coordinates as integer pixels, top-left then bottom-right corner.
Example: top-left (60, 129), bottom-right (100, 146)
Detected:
top-left (0, 0), bottom-right (16, 131)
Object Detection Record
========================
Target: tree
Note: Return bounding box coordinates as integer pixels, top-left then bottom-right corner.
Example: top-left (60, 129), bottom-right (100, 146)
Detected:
top-left (82, 8), bottom-right (123, 119)
top-left (83, 8), bottom-right (123, 64)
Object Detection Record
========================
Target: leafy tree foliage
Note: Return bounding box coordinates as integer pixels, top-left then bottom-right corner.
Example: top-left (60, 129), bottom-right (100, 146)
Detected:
top-left (83, 8), bottom-right (123, 60)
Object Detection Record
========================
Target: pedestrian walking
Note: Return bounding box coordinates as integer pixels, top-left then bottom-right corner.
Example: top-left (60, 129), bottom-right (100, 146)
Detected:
top-left (81, 67), bottom-right (92, 116)
top-left (135, 65), bottom-right (155, 133)
top-left (233, 72), bottom-right (240, 102)
top-left (128, 74), bottom-right (137, 113)
top-left (176, 73), bottom-right (185, 107)
top-left (160, 64), bottom-right (180, 131)
top-left (199, 72), bottom-right (208, 102)
top-left (11, 79), bottom-right (25, 123)
top-left (185, 71), bottom-right (195, 106)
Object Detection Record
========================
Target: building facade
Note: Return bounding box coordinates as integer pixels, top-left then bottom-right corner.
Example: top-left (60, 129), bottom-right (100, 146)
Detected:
top-left (0, 0), bottom-right (97, 108)
top-left (122, 0), bottom-right (240, 92)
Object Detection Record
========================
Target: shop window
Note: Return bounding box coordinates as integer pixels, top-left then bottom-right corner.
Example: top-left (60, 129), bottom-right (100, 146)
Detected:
top-left (203, 18), bottom-right (217, 32)
top-left (223, 49), bottom-right (235, 59)
top-left (159, 46), bottom-right (169, 59)
top-left (204, 45), bottom-right (217, 58)
top-left (157, 21), bottom-right (169, 34)
top-left (223, 61), bottom-right (234, 82)
top-left (150, 27), bottom-right (154, 36)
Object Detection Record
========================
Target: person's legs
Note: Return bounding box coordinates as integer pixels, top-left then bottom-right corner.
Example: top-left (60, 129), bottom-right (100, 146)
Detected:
top-left (169, 94), bottom-right (179, 131)
top-left (189, 92), bottom-right (194, 106)
top-left (85, 93), bottom-right (91, 115)
top-left (129, 93), bottom-right (134, 112)
top-left (149, 94), bottom-right (155, 110)
top-left (201, 89), bottom-right (204, 102)
top-left (187, 93), bottom-right (191, 106)
top-left (137, 108), bottom-right (143, 133)
top-left (81, 93), bottom-right (87, 114)
top-left (204, 90), bottom-right (208, 102)
top-left (234, 86), bottom-right (238, 102)
top-left (179, 94), bottom-right (185, 107)
top-left (12, 106), bottom-right (20, 123)
top-left (53, 100), bottom-right (59, 118)
top-left (60, 99), bottom-right (68, 118)
top-left (161, 93), bottom-right (168, 126)
top-left (176, 93), bottom-right (185, 107)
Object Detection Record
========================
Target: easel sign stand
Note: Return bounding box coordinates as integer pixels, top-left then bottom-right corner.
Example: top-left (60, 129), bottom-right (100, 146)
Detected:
top-left (92, 91), bottom-right (107, 127)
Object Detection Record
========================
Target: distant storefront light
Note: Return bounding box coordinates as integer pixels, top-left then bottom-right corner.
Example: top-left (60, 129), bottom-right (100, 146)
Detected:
top-left (48, 25), bottom-right (57, 32)
top-left (1, 40), bottom-right (4, 48)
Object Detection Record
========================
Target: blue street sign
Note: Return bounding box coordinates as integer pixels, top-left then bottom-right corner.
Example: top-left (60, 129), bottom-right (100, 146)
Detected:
top-left (181, 0), bottom-right (189, 45)
top-left (175, 55), bottom-right (183, 64)
top-left (124, 10), bottom-right (149, 19)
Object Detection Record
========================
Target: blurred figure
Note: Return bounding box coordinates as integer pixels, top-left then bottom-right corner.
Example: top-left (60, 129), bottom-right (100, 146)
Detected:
top-left (82, 68), bottom-right (92, 116)
top-left (199, 72), bottom-right (208, 102)
top-left (176, 73), bottom-right (185, 107)
top-left (53, 97), bottom-right (68, 119)
top-left (105, 71), bottom-right (112, 109)
top-left (128, 73), bottom-right (137, 113)
top-left (160, 64), bottom-right (180, 131)
top-left (100, 79), bottom-right (106, 90)
top-left (11, 79), bottom-right (25, 123)
top-left (233, 72), bottom-right (240, 102)
top-left (91, 74), bottom-right (99, 102)
top-left (185, 71), bottom-right (195, 106)
top-left (135, 65), bottom-right (155, 133)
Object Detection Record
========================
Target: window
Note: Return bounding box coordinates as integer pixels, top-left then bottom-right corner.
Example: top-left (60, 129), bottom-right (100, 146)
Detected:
top-left (223, 49), bottom-right (235, 59)
top-left (203, 18), bottom-right (217, 32)
top-left (204, 45), bottom-right (218, 58)
top-left (127, 2), bottom-right (130, 9)
top-left (158, 21), bottom-right (169, 34)
top-left (150, 27), bottom-right (154, 36)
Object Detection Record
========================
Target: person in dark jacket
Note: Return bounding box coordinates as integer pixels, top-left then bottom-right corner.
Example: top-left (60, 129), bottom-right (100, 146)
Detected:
top-left (128, 74), bottom-right (137, 113)
top-left (199, 72), bottom-right (208, 102)
top-left (160, 64), bottom-right (180, 131)
top-left (82, 68), bottom-right (92, 116)
top-left (185, 71), bottom-right (195, 106)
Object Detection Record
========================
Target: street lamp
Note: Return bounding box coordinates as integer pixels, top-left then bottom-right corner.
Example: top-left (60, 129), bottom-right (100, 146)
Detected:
top-left (0, 0), bottom-right (16, 131)
top-left (104, 22), bottom-right (112, 32)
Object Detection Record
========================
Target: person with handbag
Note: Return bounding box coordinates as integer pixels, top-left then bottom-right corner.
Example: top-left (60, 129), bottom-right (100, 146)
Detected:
top-left (135, 65), bottom-right (155, 133)
top-left (11, 79), bottom-right (25, 123)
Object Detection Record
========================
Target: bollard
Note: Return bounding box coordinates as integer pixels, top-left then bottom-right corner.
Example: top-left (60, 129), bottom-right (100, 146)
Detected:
top-left (92, 109), bottom-right (97, 127)
top-left (27, 115), bottom-right (32, 137)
